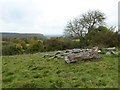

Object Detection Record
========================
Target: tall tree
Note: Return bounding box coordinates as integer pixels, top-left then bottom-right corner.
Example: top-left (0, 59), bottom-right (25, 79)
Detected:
top-left (80, 10), bottom-right (105, 33)
top-left (64, 19), bottom-right (86, 38)
top-left (64, 10), bottom-right (106, 38)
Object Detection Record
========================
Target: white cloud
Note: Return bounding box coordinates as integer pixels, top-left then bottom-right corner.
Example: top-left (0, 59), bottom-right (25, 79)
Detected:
top-left (0, 0), bottom-right (119, 35)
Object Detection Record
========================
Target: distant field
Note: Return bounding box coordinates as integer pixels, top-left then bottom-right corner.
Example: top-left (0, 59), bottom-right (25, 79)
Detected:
top-left (2, 52), bottom-right (118, 88)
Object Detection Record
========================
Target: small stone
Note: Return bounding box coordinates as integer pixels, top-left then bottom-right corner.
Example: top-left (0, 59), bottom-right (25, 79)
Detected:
top-left (72, 48), bottom-right (81, 53)
top-left (98, 50), bottom-right (101, 53)
top-left (103, 47), bottom-right (116, 51)
top-left (43, 54), bottom-right (54, 58)
top-left (54, 51), bottom-right (62, 55)
top-left (64, 50), bottom-right (70, 53)
top-left (106, 52), bottom-right (112, 56)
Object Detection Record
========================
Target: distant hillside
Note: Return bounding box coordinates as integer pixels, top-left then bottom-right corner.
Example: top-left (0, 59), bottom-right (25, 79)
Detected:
top-left (1, 32), bottom-right (46, 39)
top-left (44, 34), bottom-right (63, 38)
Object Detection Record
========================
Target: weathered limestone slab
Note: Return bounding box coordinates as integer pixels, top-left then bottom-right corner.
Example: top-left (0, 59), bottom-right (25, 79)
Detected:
top-left (64, 47), bottom-right (99, 63)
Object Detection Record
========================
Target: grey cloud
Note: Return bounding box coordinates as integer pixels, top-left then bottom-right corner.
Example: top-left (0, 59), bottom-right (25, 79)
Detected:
top-left (0, 0), bottom-right (119, 35)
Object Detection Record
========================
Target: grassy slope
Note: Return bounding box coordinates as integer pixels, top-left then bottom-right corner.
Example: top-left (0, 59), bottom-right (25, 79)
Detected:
top-left (2, 52), bottom-right (118, 88)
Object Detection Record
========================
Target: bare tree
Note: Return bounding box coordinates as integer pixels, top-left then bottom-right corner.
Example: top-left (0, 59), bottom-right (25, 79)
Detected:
top-left (64, 19), bottom-right (85, 38)
top-left (64, 10), bottom-right (106, 38)
top-left (80, 10), bottom-right (105, 33)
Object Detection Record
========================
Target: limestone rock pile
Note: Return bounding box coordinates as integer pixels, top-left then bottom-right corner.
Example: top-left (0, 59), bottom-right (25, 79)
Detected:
top-left (43, 47), bottom-right (101, 63)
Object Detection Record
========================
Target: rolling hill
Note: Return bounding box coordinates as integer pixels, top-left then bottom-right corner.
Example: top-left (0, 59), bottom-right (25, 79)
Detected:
top-left (1, 32), bottom-right (46, 39)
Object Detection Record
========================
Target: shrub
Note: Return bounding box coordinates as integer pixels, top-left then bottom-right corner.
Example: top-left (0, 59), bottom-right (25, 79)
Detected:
top-left (27, 40), bottom-right (44, 53)
top-left (2, 44), bottom-right (20, 55)
top-left (44, 38), bottom-right (80, 51)
top-left (44, 38), bottom-right (64, 51)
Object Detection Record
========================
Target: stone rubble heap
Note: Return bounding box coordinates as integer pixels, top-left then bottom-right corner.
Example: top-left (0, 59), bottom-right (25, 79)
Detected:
top-left (64, 47), bottom-right (100, 63)
top-left (43, 47), bottom-right (120, 63)
top-left (43, 47), bottom-right (101, 63)
top-left (104, 47), bottom-right (120, 56)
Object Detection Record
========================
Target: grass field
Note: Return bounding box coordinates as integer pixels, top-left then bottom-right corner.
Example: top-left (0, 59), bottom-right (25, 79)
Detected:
top-left (2, 52), bottom-right (119, 88)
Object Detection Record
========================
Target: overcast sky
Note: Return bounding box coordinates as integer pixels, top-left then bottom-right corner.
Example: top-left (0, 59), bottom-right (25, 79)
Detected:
top-left (0, 0), bottom-right (119, 35)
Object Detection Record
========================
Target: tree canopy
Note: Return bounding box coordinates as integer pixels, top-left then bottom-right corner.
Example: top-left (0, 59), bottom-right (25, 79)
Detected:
top-left (64, 10), bottom-right (106, 38)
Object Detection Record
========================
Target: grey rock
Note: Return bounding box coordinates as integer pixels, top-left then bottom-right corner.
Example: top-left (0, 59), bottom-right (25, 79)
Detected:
top-left (64, 50), bottom-right (72, 53)
top-left (98, 50), bottom-right (101, 53)
top-left (43, 54), bottom-right (54, 58)
top-left (111, 51), bottom-right (119, 55)
top-left (63, 53), bottom-right (69, 56)
top-left (64, 53), bottom-right (78, 63)
top-left (94, 54), bottom-right (101, 59)
top-left (106, 52), bottom-right (112, 56)
top-left (55, 51), bottom-right (62, 55)
top-left (64, 47), bottom-right (99, 63)
top-left (103, 47), bottom-right (116, 51)
top-left (72, 49), bottom-right (81, 53)
top-left (56, 55), bottom-right (64, 59)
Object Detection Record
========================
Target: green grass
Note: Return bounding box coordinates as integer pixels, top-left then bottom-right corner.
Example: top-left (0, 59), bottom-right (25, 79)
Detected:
top-left (2, 52), bottom-right (119, 88)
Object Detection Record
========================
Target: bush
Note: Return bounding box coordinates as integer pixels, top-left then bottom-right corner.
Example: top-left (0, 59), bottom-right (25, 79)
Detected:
top-left (27, 40), bottom-right (44, 53)
top-left (44, 38), bottom-right (80, 51)
top-left (85, 26), bottom-right (119, 48)
top-left (2, 44), bottom-right (20, 55)
top-left (44, 38), bottom-right (64, 51)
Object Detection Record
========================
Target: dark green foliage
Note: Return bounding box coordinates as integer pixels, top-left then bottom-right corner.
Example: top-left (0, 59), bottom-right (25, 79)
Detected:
top-left (2, 26), bottom-right (120, 55)
top-left (2, 30), bottom-right (119, 55)
top-left (27, 40), bottom-right (44, 53)
top-left (44, 38), bottom-right (80, 51)
top-left (67, 26), bottom-right (119, 49)
top-left (2, 44), bottom-right (21, 55)
top-left (63, 38), bottom-right (80, 49)
top-left (2, 31), bottom-right (119, 55)
top-left (85, 26), bottom-right (119, 48)
top-left (44, 38), bottom-right (64, 51)
top-left (2, 37), bottom-right (44, 55)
